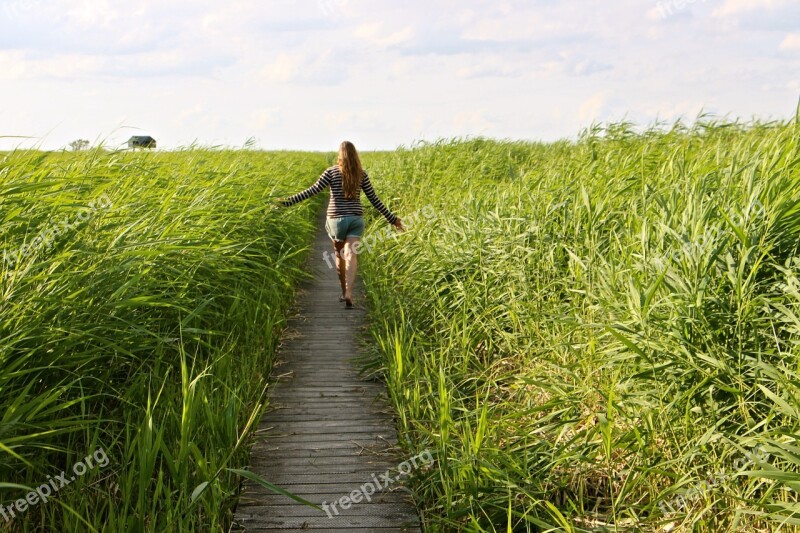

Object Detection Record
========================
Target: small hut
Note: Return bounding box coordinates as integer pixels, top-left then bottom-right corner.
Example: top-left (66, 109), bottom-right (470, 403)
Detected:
top-left (127, 136), bottom-right (156, 149)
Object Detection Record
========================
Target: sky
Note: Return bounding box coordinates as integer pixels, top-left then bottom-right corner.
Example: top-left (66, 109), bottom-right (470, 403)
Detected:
top-left (0, 0), bottom-right (798, 151)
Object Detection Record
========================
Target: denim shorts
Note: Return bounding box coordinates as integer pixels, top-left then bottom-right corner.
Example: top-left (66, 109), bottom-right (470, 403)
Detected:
top-left (325, 215), bottom-right (365, 242)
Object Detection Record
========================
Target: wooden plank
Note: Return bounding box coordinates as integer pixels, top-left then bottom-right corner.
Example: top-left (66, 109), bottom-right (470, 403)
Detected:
top-left (241, 473), bottom-right (413, 486)
top-left (249, 446), bottom-right (402, 460)
top-left (232, 211), bottom-right (420, 532)
top-left (250, 456), bottom-right (400, 469)
top-left (257, 419), bottom-right (393, 429)
top-left (238, 488), bottom-right (413, 500)
top-left (256, 433), bottom-right (396, 442)
top-left (263, 416), bottom-right (392, 424)
top-left (268, 390), bottom-right (383, 397)
top-left (235, 503), bottom-right (417, 518)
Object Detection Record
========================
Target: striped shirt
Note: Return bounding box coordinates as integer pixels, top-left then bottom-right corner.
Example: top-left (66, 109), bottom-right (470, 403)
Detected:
top-left (282, 166), bottom-right (398, 225)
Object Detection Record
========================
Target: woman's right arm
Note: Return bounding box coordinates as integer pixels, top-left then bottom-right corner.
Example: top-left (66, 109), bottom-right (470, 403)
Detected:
top-left (281, 170), bottom-right (332, 206)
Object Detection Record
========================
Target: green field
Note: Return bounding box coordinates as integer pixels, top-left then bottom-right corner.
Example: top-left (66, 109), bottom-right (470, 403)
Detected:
top-left (360, 119), bottom-right (800, 531)
top-left (0, 149), bottom-right (327, 530)
top-left (2, 117), bottom-right (800, 531)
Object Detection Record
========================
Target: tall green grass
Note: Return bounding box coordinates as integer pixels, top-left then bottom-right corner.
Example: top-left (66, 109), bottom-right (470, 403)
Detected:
top-left (0, 148), bottom-right (327, 530)
top-left (360, 119), bottom-right (800, 531)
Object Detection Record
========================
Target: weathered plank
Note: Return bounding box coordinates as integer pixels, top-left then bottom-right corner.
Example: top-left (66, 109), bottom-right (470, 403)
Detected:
top-left (232, 211), bottom-right (421, 532)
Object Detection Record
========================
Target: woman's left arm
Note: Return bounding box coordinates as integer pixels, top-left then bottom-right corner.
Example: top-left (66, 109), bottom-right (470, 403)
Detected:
top-left (282, 170), bottom-right (332, 207)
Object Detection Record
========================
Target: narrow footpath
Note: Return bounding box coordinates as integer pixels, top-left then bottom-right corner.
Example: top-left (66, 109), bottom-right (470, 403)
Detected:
top-left (232, 210), bottom-right (422, 532)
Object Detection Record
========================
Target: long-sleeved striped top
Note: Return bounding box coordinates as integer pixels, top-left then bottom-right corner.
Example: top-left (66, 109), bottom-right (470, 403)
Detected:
top-left (282, 166), bottom-right (398, 225)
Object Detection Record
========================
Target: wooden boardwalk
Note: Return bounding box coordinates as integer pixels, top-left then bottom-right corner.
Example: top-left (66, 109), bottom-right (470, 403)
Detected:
top-left (232, 212), bottom-right (422, 532)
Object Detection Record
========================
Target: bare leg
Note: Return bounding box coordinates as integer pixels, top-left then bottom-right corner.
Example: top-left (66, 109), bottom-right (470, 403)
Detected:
top-left (343, 237), bottom-right (360, 303)
top-left (333, 239), bottom-right (346, 299)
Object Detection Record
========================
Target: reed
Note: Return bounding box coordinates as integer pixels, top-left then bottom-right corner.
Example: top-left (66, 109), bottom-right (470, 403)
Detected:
top-left (360, 118), bottom-right (800, 531)
top-left (0, 148), bottom-right (327, 531)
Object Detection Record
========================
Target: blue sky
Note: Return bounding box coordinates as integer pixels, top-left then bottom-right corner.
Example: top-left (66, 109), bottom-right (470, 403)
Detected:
top-left (0, 0), bottom-right (798, 151)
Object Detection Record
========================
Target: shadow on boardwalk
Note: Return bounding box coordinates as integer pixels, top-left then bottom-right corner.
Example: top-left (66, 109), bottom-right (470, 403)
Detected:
top-left (232, 211), bottom-right (422, 532)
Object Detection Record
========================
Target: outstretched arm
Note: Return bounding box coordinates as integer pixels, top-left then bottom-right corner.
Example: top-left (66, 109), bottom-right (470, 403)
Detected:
top-left (361, 174), bottom-right (400, 226)
top-left (282, 170), bottom-right (332, 207)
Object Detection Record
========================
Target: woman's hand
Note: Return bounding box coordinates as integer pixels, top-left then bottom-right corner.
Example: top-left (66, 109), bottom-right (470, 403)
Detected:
top-left (392, 218), bottom-right (405, 232)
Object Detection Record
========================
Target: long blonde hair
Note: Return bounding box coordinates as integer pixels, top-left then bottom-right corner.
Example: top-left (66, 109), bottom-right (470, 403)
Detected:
top-left (338, 141), bottom-right (363, 200)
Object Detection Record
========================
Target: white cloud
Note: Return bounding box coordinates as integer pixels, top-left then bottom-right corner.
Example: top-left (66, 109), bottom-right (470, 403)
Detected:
top-left (579, 93), bottom-right (608, 123)
top-left (317, 0), bottom-right (351, 21)
top-left (456, 57), bottom-right (525, 79)
top-left (261, 53), bottom-right (302, 83)
top-left (0, 51), bottom-right (106, 80)
top-left (645, 6), bottom-right (665, 22)
top-left (452, 110), bottom-right (492, 134)
top-left (713, 0), bottom-right (790, 17)
top-left (779, 33), bottom-right (800, 52)
top-left (573, 60), bottom-right (612, 76)
top-left (460, 8), bottom-right (562, 42)
top-left (643, 100), bottom-right (707, 122)
top-left (540, 52), bottom-right (612, 78)
top-left (249, 107), bottom-right (282, 130)
top-left (64, 0), bottom-right (121, 27)
top-left (176, 105), bottom-right (206, 129)
top-left (324, 110), bottom-right (381, 129)
top-left (0, 50), bottom-right (29, 80)
top-left (260, 49), bottom-right (346, 85)
top-left (354, 22), bottom-right (414, 48)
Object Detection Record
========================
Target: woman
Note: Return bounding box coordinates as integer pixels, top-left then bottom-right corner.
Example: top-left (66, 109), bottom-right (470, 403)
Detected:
top-left (281, 141), bottom-right (404, 308)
